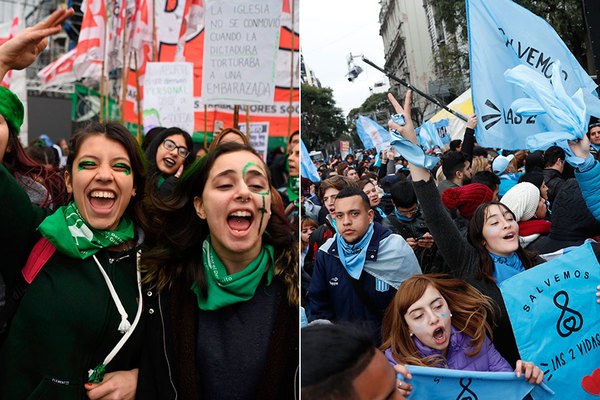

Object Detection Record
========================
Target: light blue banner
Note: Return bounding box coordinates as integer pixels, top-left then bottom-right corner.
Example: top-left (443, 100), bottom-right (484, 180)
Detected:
top-left (467, 0), bottom-right (597, 150)
top-left (300, 139), bottom-right (320, 182)
top-left (356, 116), bottom-right (391, 153)
top-left (500, 242), bottom-right (600, 399)
top-left (401, 365), bottom-right (554, 400)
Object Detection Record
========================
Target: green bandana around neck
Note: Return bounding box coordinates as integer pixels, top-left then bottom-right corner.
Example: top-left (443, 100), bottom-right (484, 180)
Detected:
top-left (0, 86), bottom-right (24, 134)
top-left (37, 201), bottom-right (135, 259)
top-left (191, 237), bottom-right (274, 311)
top-left (287, 176), bottom-right (300, 202)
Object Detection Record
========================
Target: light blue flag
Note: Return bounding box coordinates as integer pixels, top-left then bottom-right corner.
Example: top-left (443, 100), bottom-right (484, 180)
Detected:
top-left (300, 139), bottom-right (320, 182)
top-left (401, 365), bottom-right (554, 400)
top-left (500, 242), bottom-right (600, 399)
top-left (467, 0), bottom-right (598, 150)
top-left (434, 118), bottom-right (451, 145)
top-left (415, 126), bottom-right (433, 151)
top-left (390, 128), bottom-right (439, 170)
top-left (356, 116), bottom-right (391, 153)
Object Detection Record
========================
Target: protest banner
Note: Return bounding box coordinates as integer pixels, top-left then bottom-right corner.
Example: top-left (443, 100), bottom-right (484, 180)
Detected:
top-left (202, 0), bottom-right (282, 105)
top-left (402, 365), bottom-right (554, 400)
top-left (237, 122), bottom-right (269, 160)
top-left (356, 116), bottom-right (391, 153)
top-left (340, 140), bottom-right (350, 159)
top-left (500, 242), bottom-right (600, 398)
top-left (143, 62), bottom-right (195, 134)
top-left (467, 0), bottom-right (597, 150)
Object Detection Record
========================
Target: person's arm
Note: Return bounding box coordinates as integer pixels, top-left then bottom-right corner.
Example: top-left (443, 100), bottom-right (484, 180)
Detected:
top-left (570, 136), bottom-right (600, 221)
top-left (0, 7), bottom-right (73, 81)
top-left (378, 150), bottom-right (389, 181)
top-left (306, 251), bottom-right (335, 321)
top-left (462, 114), bottom-right (477, 164)
top-left (485, 337), bottom-right (513, 372)
top-left (387, 92), bottom-right (478, 278)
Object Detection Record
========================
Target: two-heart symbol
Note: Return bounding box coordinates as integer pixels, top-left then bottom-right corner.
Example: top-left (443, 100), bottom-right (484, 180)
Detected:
top-left (582, 368), bottom-right (600, 396)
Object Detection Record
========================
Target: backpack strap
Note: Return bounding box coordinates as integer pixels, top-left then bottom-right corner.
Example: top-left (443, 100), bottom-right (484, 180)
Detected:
top-left (22, 237), bottom-right (56, 284)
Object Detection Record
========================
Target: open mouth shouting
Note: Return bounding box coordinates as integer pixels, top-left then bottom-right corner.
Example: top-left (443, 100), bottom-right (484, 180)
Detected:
top-left (163, 157), bottom-right (176, 169)
top-left (88, 190), bottom-right (117, 215)
top-left (227, 210), bottom-right (254, 235)
top-left (503, 232), bottom-right (516, 240)
top-left (432, 327), bottom-right (446, 345)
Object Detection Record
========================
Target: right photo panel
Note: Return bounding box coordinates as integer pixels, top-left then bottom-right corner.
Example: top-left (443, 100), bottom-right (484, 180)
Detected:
top-left (300, 0), bottom-right (600, 399)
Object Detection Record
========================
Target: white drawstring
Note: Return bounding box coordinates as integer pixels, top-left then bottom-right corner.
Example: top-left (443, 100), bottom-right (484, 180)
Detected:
top-left (91, 251), bottom-right (143, 367)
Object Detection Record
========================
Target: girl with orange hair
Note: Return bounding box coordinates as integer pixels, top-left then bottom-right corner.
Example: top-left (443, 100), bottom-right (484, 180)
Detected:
top-left (381, 274), bottom-right (544, 397)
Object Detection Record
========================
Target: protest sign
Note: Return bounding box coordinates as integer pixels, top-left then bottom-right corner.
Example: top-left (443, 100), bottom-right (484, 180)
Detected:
top-left (500, 242), bottom-right (600, 398)
top-left (467, 0), bottom-right (597, 150)
top-left (402, 365), bottom-right (554, 400)
top-left (340, 141), bottom-right (350, 159)
top-left (143, 62), bottom-right (195, 134)
top-left (237, 122), bottom-right (269, 160)
top-left (202, 0), bottom-right (282, 105)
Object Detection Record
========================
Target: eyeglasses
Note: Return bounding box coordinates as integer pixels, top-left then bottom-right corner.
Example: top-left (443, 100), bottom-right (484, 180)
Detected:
top-left (162, 139), bottom-right (190, 158)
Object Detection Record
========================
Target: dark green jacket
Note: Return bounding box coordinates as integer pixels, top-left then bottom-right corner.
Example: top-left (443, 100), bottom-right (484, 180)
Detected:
top-left (0, 164), bottom-right (144, 400)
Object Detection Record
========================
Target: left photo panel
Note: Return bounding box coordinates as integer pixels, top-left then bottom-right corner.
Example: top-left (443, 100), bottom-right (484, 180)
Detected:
top-left (0, 0), bottom-right (300, 399)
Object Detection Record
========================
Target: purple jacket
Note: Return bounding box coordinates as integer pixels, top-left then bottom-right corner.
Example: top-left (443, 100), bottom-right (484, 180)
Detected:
top-left (384, 325), bottom-right (512, 372)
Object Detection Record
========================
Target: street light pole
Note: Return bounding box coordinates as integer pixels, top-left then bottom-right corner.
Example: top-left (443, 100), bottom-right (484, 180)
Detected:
top-left (361, 56), bottom-right (468, 122)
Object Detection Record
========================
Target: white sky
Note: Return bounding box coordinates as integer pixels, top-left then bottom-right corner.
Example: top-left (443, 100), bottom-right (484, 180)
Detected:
top-left (300, 0), bottom-right (386, 116)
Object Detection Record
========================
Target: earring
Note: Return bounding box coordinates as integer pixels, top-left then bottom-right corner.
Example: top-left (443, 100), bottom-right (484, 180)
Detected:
top-left (409, 333), bottom-right (414, 337)
top-left (450, 313), bottom-right (453, 318)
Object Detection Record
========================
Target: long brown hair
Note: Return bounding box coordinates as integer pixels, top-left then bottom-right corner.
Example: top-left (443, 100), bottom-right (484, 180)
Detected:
top-left (381, 274), bottom-right (495, 367)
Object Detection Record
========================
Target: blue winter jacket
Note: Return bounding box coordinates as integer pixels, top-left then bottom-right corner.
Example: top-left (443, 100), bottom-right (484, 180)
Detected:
top-left (575, 159), bottom-right (600, 221)
top-left (307, 222), bottom-right (420, 343)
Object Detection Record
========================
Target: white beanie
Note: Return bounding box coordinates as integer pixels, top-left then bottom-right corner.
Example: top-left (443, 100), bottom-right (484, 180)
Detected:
top-left (500, 182), bottom-right (540, 222)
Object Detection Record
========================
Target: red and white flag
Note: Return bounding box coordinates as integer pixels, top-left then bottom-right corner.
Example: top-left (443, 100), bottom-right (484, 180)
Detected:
top-left (1, 11), bottom-right (20, 88)
top-left (73, 0), bottom-right (106, 80)
top-left (37, 49), bottom-right (76, 89)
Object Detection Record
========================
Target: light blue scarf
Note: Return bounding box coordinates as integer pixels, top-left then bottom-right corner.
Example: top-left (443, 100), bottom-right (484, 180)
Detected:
top-left (336, 223), bottom-right (375, 279)
top-left (490, 252), bottom-right (524, 285)
top-left (376, 207), bottom-right (387, 219)
top-left (394, 208), bottom-right (416, 222)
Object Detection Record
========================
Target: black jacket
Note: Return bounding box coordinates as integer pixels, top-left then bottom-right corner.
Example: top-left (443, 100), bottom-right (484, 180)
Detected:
top-left (136, 276), bottom-right (298, 400)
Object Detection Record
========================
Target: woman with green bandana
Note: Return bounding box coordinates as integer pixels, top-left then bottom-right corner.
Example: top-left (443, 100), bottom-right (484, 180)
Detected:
top-left (0, 122), bottom-right (146, 400)
top-left (137, 142), bottom-right (298, 400)
top-left (144, 127), bottom-right (194, 199)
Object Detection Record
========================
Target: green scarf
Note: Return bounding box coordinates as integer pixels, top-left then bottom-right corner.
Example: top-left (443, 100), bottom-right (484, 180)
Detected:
top-left (286, 176), bottom-right (300, 202)
top-left (37, 201), bottom-right (135, 259)
top-left (191, 238), bottom-right (274, 311)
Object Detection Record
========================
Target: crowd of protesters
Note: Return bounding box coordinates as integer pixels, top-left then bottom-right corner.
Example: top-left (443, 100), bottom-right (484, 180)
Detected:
top-left (300, 90), bottom-right (600, 398)
top-left (0, 10), bottom-right (298, 400)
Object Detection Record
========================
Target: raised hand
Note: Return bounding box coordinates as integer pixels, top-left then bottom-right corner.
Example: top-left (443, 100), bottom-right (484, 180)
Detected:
top-left (387, 91), bottom-right (417, 145)
top-left (0, 7), bottom-right (73, 80)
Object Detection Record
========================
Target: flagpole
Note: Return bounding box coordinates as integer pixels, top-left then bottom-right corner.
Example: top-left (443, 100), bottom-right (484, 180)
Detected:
top-left (287, 0), bottom-right (296, 140)
top-left (152, 0), bottom-right (157, 61)
top-left (100, 1), bottom-right (110, 122)
top-left (233, 105), bottom-right (239, 128)
top-left (245, 105), bottom-right (250, 140)
top-left (120, 1), bottom-right (128, 124)
top-left (204, 104), bottom-right (208, 148)
top-left (361, 56), bottom-right (469, 122)
top-left (134, 50), bottom-right (142, 145)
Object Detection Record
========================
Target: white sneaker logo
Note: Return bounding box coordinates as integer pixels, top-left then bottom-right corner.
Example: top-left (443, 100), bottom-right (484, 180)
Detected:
top-left (329, 277), bottom-right (339, 286)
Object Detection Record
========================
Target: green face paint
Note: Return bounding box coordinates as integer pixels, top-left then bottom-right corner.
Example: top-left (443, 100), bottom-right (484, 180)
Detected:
top-left (241, 162), bottom-right (270, 234)
top-left (114, 162), bottom-right (132, 175)
top-left (78, 160), bottom-right (96, 171)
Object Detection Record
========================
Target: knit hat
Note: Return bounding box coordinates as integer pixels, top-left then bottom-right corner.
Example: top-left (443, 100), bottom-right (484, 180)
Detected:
top-left (492, 154), bottom-right (514, 175)
top-left (0, 86), bottom-right (24, 134)
top-left (500, 182), bottom-right (540, 222)
top-left (381, 174), bottom-right (401, 191)
top-left (441, 183), bottom-right (494, 219)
